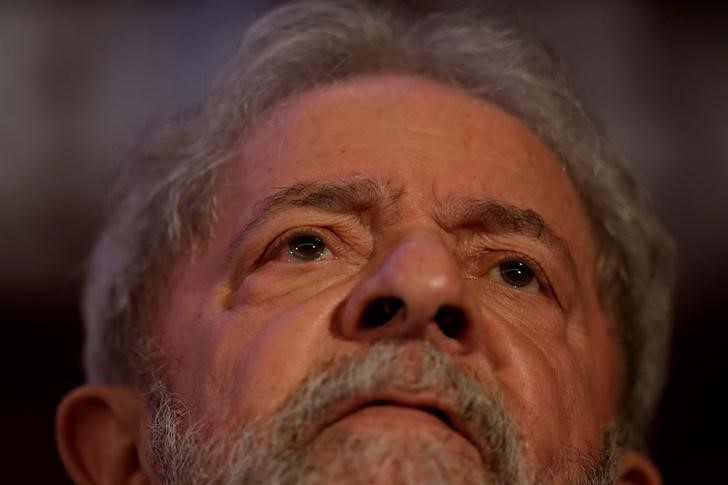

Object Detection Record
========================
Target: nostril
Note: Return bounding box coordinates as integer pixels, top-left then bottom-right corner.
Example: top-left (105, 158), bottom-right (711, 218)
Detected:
top-left (361, 297), bottom-right (405, 328)
top-left (434, 305), bottom-right (466, 339)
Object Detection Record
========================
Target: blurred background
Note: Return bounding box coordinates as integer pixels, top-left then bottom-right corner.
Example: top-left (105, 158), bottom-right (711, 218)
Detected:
top-left (2, 0), bottom-right (726, 482)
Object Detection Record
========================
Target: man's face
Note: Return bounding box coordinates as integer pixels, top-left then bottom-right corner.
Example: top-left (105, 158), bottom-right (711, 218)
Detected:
top-left (149, 75), bottom-right (622, 483)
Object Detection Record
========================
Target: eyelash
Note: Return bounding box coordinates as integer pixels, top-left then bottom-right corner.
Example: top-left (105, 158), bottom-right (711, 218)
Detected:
top-left (257, 229), bottom-right (555, 298)
top-left (485, 250), bottom-right (553, 296)
top-left (260, 227), bottom-right (338, 264)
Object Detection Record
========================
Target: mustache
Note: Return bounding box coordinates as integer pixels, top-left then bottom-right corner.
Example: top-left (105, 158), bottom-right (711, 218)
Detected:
top-left (262, 340), bottom-right (525, 480)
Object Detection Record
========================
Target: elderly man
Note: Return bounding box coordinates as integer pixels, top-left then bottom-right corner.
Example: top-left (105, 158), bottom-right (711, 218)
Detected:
top-left (56, 1), bottom-right (675, 484)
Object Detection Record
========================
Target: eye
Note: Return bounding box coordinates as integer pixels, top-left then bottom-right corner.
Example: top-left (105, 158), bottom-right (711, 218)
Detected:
top-left (287, 234), bottom-right (329, 261)
top-left (490, 259), bottom-right (539, 292)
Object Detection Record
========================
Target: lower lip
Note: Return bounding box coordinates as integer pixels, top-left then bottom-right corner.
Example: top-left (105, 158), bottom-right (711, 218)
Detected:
top-left (321, 405), bottom-right (482, 461)
top-left (337, 404), bottom-right (453, 430)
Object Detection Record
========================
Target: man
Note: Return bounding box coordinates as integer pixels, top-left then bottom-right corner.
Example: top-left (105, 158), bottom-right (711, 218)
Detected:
top-left (56, 1), bottom-right (675, 484)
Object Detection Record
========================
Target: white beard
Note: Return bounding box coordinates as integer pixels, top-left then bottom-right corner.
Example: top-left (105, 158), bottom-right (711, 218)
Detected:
top-left (145, 341), bottom-right (619, 485)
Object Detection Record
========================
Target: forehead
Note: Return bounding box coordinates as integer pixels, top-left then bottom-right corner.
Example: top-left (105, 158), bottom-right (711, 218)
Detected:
top-left (227, 74), bottom-right (597, 268)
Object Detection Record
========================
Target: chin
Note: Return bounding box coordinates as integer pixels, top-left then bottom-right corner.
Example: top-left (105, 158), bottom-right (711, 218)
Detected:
top-left (290, 423), bottom-right (489, 485)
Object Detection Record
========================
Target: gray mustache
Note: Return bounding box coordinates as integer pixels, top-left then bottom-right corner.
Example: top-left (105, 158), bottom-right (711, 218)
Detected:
top-left (264, 340), bottom-right (522, 479)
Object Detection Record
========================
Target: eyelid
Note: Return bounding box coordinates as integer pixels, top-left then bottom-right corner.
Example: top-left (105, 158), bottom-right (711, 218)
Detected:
top-left (484, 250), bottom-right (555, 298)
top-left (258, 226), bottom-right (341, 266)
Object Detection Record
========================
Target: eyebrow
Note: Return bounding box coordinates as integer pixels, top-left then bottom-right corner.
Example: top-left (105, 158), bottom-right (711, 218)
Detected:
top-left (436, 198), bottom-right (577, 273)
top-left (228, 177), bottom-right (577, 275)
top-left (228, 177), bottom-right (402, 254)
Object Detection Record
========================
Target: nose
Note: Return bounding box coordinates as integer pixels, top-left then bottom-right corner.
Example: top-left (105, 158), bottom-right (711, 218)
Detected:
top-left (338, 231), bottom-right (482, 353)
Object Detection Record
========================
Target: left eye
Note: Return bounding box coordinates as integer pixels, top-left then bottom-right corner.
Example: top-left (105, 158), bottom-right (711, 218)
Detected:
top-left (287, 234), bottom-right (328, 261)
top-left (491, 259), bottom-right (539, 291)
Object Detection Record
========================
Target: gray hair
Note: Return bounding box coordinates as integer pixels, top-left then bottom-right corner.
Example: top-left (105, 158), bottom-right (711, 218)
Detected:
top-left (83, 0), bottom-right (675, 450)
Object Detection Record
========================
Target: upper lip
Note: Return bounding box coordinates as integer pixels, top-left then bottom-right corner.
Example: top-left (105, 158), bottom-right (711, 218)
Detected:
top-left (306, 389), bottom-right (484, 460)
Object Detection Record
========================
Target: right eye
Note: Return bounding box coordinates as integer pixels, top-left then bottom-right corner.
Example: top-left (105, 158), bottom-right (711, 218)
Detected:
top-left (253, 225), bottom-right (363, 269)
top-left (287, 234), bottom-right (329, 261)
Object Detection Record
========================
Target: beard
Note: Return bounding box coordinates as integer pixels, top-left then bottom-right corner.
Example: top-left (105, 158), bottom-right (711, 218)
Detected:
top-left (146, 341), bottom-right (619, 485)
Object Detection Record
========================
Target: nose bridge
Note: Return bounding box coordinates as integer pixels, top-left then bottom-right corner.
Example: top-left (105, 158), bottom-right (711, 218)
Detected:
top-left (338, 229), bottom-right (481, 351)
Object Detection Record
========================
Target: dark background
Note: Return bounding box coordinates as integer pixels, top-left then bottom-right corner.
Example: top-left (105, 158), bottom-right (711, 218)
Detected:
top-left (2, 0), bottom-right (726, 482)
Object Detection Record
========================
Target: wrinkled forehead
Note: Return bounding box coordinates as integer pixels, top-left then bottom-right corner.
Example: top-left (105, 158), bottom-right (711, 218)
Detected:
top-left (242, 74), bottom-right (562, 180)
top-left (223, 75), bottom-right (598, 268)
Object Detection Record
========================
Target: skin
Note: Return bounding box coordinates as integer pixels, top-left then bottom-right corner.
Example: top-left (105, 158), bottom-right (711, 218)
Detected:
top-left (158, 73), bottom-right (618, 474)
top-left (56, 74), bottom-right (662, 484)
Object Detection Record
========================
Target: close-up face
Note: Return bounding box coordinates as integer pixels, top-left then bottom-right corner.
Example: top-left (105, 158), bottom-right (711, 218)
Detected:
top-left (149, 74), bottom-right (624, 483)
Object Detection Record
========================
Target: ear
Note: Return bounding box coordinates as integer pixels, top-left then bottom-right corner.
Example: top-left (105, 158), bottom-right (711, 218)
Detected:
top-left (56, 385), bottom-right (150, 484)
top-left (616, 449), bottom-right (662, 485)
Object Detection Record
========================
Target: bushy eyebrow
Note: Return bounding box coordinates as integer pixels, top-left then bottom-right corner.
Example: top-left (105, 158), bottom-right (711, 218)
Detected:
top-left (228, 176), bottom-right (577, 278)
top-left (435, 198), bottom-right (578, 274)
top-left (228, 177), bottom-right (402, 253)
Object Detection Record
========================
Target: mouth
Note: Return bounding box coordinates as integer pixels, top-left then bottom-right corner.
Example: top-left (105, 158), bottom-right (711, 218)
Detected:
top-left (308, 391), bottom-right (482, 457)
top-left (355, 399), bottom-right (453, 426)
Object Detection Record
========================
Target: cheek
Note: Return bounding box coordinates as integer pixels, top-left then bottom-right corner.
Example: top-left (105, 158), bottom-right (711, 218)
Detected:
top-left (472, 294), bottom-right (608, 464)
top-left (572, 301), bottom-right (622, 428)
top-left (176, 277), bottom-right (357, 431)
top-left (228, 304), bottom-right (334, 420)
